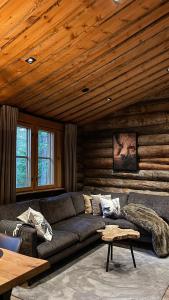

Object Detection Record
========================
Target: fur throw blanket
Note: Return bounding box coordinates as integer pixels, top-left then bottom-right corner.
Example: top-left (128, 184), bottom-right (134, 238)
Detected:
top-left (121, 203), bottom-right (169, 257)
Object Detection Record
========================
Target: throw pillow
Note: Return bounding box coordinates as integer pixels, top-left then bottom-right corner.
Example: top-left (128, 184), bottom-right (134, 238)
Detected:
top-left (91, 194), bottom-right (101, 216)
top-left (83, 194), bottom-right (93, 214)
top-left (17, 210), bottom-right (29, 223)
top-left (91, 194), bottom-right (111, 216)
top-left (17, 207), bottom-right (53, 241)
top-left (100, 197), bottom-right (121, 218)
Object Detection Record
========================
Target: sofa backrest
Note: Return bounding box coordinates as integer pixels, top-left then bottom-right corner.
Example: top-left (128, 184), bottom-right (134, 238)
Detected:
top-left (0, 199), bottom-right (40, 221)
top-left (92, 189), bottom-right (128, 208)
top-left (39, 194), bottom-right (76, 224)
top-left (128, 192), bottom-right (169, 223)
top-left (70, 192), bottom-right (85, 215)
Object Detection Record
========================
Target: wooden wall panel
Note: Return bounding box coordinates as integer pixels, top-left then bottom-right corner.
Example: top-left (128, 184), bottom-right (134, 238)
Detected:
top-left (78, 99), bottom-right (169, 195)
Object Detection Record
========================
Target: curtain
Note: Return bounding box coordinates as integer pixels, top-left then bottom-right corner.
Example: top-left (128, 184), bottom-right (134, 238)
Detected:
top-left (0, 105), bottom-right (18, 204)
top-left (64, 124), bottom-right (77, 192)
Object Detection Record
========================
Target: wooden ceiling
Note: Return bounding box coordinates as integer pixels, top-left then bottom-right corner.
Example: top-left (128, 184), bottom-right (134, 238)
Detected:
top-left (0, 0), bottom-right (169, 125)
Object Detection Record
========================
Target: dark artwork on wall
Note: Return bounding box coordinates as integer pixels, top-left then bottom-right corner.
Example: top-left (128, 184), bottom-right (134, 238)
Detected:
top-left (113, 133), bottom-right (137, 172)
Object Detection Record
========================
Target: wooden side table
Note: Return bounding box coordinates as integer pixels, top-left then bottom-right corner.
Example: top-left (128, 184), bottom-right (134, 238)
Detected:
top-left (97, 225), bottom-right (140, 272)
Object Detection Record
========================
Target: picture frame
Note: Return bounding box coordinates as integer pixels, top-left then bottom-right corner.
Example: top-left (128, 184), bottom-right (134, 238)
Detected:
top-left (113, 133), bottom-right (137, 172)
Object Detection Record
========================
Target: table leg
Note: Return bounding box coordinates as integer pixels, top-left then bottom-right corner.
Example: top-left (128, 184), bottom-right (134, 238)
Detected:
top-left (106, 243), bottom-right (111, 272)
top-left (110, 243), bottom-right (113, 261)
top-left (130, 244), bottom-right (136, 268)
top-left (0, 290), bottom-right (12, 300)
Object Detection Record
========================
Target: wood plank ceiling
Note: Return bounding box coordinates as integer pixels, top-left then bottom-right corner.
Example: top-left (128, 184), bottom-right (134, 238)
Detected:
top-left (0, 0), bottom-right (169, 125)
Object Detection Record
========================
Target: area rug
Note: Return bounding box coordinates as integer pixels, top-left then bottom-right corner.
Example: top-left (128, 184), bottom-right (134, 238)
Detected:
top-left (12, 245), bottom-right (169, 300)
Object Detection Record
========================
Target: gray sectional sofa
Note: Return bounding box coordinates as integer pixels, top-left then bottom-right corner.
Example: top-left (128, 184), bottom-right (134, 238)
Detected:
top-left (0, 191), bottom-right (169, 264)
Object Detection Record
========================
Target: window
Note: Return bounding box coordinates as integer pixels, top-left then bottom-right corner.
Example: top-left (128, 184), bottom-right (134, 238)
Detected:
top-left (16, 126), bottom-right (31, 188)
top-left (38, 130), bottom-right (54, 186)
top-left (16, 113), bottom-right (63, 192)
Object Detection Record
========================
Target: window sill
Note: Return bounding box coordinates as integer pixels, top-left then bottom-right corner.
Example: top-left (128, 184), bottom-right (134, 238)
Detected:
top-left (16, 187), bottom-right (65, 196)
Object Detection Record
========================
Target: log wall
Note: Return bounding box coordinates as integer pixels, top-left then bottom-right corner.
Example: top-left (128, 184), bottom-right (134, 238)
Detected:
top-left (77, 99), bottom-right (169, 195)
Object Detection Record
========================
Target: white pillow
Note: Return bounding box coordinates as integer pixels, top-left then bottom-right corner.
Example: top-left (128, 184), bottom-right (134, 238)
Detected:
top-left (17, 207), bottom-right (53, 241)
top-left (100, 197), bottom-right (121, 218)
top-left (17, 209), bottom-right (29, 223)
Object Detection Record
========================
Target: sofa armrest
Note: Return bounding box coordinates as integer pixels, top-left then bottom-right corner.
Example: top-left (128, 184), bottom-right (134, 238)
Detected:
top-left (19, 225), bottom-right (38, 257)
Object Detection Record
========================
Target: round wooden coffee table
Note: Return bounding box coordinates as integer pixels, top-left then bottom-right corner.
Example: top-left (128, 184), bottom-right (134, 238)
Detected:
top-left (97, 225), bottom-right (140, 272)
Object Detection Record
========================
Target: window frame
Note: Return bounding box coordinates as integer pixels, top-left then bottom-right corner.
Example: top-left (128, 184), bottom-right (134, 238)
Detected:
top-left (16, 122), bottom-right (34, 193)
top-left (35, 126), bottom-right (56, 191)
top-left (16, 113), bottom-right (63, 193)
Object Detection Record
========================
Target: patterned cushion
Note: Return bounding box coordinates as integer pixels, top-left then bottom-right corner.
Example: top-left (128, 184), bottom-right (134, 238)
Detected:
top-left (100, 197), bottom-right (121, 218)
top-left (83, 194), bottom-right (93, 214)
top-left (91, 194), bottom-right (111, 216)
top-left (18, 207), bottom-right (53, 241)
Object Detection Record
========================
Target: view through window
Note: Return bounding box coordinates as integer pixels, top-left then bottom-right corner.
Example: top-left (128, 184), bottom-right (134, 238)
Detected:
top-left (38, 130), bottom-right (54, 186)
top-left (16, 126), bottom-right (55, 191)
top-left (16, 126), bottom-right (31, 188)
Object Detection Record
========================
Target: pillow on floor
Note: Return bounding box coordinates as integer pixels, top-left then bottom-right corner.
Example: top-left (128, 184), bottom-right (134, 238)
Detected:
top-left (91, 194), bottom-right (111, 216)
top-left (17, 207), bottom-right (53, 241)
top-left (83, 194), bottom-right (93, 214)
top-left (100, 197), bottom-right (121, 218)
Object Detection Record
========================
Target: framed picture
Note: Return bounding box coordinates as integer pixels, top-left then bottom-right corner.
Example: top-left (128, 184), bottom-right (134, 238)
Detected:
top-left (113, 133), bottom-right (137, 172)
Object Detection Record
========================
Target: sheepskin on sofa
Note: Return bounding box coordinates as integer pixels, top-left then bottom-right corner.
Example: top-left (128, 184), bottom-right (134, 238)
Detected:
top-left (122, 203), bottom-right (169, 258)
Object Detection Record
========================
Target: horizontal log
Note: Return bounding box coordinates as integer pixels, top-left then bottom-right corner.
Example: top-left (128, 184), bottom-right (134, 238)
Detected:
top-left (138, 145), bottom-right (169, 158)
top-left (84, 145), bottom-right (169, 159)
top-left (112, 112), bottom-right (169, 129)
top-left (83, 186), bottom-right (169, 196)
top-left (138, 134), bottom-right (169, 146)
top-left (85, 148), bottom-right (112, 158)
top-left (85, 158), bottom-right (113, 169)
top-left (85, 138), bottom-right (112, 144)
top-left (77, 172), bottom-right (84, 181)
top-left (77, 145), bottom-right (83, 153)
top-left (83, 123), bottom-right (169, 137)
top-left (77, 162), bottom-right (84, 171)
top-left (84, 142), bottom-right (112, 149)
top-left (85, 169), bottom-right (169, 181)
top-left (140, 158), bottom-right (169, 164)
top-left (112, 99), bottom-right (169, 117)
top-left (139, 162), bottom-right (169, 170)
top-left (85, 178), bottom-right (169, 192)
top-left (84, 112), bottom-right (169, 131)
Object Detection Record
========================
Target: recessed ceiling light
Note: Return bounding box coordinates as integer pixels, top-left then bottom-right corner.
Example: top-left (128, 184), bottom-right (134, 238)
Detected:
top-left (82, 87), bottom-right (89, 93)
top-left (113, 0), bottom-right (120, 3)
top-left (25, 57), bottom-right (36, 64)
top-left (106, 97), bottom-right (112, 102)
top-left (167, 67), bottom-right (169, 72)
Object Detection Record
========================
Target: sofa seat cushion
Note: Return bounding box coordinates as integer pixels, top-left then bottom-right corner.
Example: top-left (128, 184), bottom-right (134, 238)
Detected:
top-left (39, 195), bottom-right (76, 225)
top-left (37, 230), bottom-right (78, 259)
top-left (52, 216), bottom-right (105, 241)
